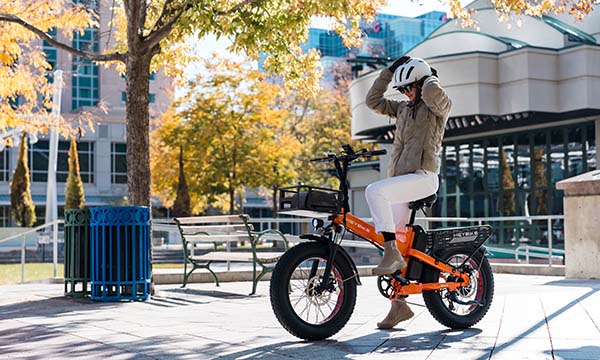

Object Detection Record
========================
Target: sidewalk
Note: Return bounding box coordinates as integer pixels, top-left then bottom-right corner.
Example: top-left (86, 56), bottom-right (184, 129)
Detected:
top-left (1, 274), bottom-right (599, 359)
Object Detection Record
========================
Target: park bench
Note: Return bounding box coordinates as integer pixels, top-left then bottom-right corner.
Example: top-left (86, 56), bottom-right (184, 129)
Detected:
top-left (174, 214), bottom-right (289, 295)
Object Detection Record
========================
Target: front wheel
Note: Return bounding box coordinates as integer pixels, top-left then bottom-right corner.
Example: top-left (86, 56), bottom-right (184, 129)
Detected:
top-left (270, 242), bottom-right (357, 341)
top-left (422, 248), bottom-right (494, 329)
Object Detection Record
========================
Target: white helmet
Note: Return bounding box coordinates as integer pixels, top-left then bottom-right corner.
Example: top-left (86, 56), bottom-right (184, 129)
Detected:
top-left (392, 58), bottom-right (432, 90)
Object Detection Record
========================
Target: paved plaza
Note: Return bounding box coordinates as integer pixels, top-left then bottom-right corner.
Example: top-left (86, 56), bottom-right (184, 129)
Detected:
top-left (1, 273), bottom-right (599, 359)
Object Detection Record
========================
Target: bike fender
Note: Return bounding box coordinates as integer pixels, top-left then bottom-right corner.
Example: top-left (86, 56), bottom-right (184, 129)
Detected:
top-left (300, 234), bottom-right (362, 286)
top-left (332, 243), bottom-right (362, 286)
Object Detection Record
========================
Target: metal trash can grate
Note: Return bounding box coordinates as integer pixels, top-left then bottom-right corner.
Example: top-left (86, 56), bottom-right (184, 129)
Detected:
top-left (90, 206), bottom-right (151, 301)
top-left (64, 208), bottom-right (90, 297)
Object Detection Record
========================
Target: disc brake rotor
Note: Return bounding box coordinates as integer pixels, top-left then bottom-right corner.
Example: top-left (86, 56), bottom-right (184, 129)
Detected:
top-left (306, 276), bottom-right (336, 306)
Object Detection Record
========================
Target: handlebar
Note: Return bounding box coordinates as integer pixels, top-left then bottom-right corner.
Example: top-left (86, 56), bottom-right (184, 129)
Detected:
top-left (310, 147), bottom-right (387, 163)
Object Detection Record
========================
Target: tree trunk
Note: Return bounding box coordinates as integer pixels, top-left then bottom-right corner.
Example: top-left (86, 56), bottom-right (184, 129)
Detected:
top-left (124, 50), bottom-right (154, 295)
top-left (229, 183), bottom-right (235, 215)
top-left (125, 54), bottom-right (152, 206)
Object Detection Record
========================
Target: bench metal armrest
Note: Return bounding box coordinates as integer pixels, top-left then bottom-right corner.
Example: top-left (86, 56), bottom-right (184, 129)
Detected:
top-left (251, 229), bottom-right (289, 251)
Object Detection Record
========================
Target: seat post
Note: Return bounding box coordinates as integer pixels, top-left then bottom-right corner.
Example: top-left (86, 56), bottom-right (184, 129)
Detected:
top-left (408, 208), bottom-right (417, 226)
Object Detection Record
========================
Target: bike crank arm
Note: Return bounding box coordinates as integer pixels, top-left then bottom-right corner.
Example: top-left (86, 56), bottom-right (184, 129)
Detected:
top-left (448, 291), bottom-right (485, 307)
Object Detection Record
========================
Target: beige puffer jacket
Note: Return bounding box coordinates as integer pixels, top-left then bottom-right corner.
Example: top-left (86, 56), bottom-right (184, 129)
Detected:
top-left (366, 68), bottom-right (452, 177)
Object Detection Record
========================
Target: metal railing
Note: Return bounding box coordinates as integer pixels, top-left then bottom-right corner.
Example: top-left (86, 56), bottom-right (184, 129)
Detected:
top-left (152, 214), bottom-right (565, 267)
top-left (0, 220), bottom-right (64, 283)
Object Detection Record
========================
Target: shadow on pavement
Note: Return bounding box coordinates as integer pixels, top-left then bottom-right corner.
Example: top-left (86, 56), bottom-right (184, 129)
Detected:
top-left (216, 328), bottom-right (484, 359)
top-left (0, 296), bottom-right (118, 321)
top-left (165, 287), bottom-right (253, 300)
top-left (547, 345), bottom-right (600, 358)
top-left (543, 278), bottom-right (600, 289)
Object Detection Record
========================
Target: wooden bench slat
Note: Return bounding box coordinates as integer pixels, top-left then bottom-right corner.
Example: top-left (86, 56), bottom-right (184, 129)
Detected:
top-left (180, 224), bottom-right (250, 234)
top-left (191, 251), bottom-right (284, 263)
top-left (175, 215), bottom-right (245, 224)
top-left (186, 234), bottom-right (251, 243)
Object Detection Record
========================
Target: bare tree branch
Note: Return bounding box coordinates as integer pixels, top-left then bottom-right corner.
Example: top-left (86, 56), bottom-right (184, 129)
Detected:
top-left (140, 0), bottom-right (148, 33)
top-left (0, 13), bottom-right (125, 63)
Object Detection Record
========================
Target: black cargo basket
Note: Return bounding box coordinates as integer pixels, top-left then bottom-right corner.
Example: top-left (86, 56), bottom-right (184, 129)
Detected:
top-left (278, 185), bottom-right (341, 218)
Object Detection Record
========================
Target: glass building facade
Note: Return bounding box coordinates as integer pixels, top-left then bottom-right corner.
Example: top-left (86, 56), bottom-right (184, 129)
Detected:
top-left (72, 27), bottom-right (99, 109)
top-left (71, 0), bottom-right (99, 109)
top-left (260, 11), bottom-right (447, 72)
top-left (432, 122), bottom-right (596, 248)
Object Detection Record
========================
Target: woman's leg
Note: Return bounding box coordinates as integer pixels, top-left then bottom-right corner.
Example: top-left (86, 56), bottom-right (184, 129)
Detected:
top-left (366, 170), bottom-right (439, 275)
top-left (367, 171), bottom-right (438, 329)
top-left (366, 170), bottom-right (439, 233)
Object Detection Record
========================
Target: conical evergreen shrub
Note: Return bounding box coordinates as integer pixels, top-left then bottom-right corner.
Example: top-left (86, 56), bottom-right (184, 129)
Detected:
top-left (500, 150), bottom-right (516, 216)
top-left (10, 133), bottom-right (36, 227)
top-left (65, 138), bottom-right (85, 209)
top-left (172, 146), bottom-right (191, 217)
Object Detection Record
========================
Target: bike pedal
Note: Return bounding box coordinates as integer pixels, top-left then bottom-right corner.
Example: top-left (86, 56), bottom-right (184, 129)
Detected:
top-left (391, 271), bottom-right (410, 286)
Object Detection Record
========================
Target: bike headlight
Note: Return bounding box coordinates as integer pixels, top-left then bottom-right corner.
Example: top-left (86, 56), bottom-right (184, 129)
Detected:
top-left (312, 218), bottom-right (324, 230)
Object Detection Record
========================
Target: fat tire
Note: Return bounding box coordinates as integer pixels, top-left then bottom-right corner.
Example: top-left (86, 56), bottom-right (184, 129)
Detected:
top-left (270, 242), bottom-right (357, 341)
top-left (422, 249), bottom-right (494, 329)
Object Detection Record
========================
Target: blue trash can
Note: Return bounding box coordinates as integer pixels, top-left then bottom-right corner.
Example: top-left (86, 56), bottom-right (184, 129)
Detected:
top-left (90, 206), bottom-right (151, 301)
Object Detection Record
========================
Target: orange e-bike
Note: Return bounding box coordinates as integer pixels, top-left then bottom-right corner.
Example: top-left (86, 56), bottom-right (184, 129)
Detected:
top-left (270, 145), bottom-right (494, 341)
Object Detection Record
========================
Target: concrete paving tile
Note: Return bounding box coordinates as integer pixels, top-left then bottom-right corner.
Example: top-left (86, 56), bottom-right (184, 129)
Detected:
top-left (490, 349), bottom-right (553, 360)
top-left (370, 347), bottom-right (433, 359)
top-left (493, 336), bottom-right (553, 354)
top-left (437, 334), bottom-right (496, 350)
top-left (551, 338), bottom-right (600, 348)
top-left (496, 293), bottom-right (549, 339)
top-left (427, 348), bottom-right (492, 360)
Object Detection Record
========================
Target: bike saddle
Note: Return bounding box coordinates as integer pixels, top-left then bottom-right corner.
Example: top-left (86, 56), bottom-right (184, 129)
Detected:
top-left (408, 194), bottom-right (437, 210)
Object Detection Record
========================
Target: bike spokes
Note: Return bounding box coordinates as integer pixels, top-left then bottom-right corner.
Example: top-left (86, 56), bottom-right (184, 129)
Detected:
top-left (438, 254), bottom-right (483, 316)
top-left (288, 256), bottom-right (344, 325)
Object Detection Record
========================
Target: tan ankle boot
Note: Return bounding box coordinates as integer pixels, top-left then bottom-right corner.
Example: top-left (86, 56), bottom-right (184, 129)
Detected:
top-left (374, 240), bottom-right (406, 276)
top-left (377, 298), bottom-right (414, 329)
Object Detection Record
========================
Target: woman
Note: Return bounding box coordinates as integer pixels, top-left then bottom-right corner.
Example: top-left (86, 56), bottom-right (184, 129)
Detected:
top-left (365, 56), bottom-right (451, 329)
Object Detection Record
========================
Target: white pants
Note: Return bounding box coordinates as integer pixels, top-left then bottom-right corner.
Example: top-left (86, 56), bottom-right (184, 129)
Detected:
top-left (365, 170), bottom-right (439, 233)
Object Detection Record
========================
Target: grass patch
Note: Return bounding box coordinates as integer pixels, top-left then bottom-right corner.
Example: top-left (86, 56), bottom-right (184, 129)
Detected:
top-left (0, 263), bottom-right (186, 285)
top-left (152, 263), bottom-right (185, 269)
top-left (0, 263), bottom-right (64, 285)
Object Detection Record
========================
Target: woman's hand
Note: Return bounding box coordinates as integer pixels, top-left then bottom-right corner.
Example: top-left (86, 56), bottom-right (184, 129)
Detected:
top-left (388, 56), bottom-right (411, 73)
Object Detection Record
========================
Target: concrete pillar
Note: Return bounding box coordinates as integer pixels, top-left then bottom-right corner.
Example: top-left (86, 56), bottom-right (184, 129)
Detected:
top-left (556, 170), bottom-right (600, 279)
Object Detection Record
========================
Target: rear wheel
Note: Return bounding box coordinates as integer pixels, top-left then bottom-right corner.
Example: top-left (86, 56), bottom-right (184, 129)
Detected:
top-left (270, 242), bottom-right (357, 341)
top-left (422, 249), bottom-right (494, 329)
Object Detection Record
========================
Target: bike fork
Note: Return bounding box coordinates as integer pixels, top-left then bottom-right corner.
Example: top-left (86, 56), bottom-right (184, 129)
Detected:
top-left (315, 226), bottom-right (344, 293)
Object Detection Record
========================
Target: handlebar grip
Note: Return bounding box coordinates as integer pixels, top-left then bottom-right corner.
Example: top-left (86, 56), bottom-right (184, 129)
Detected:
top-left (368, 149), bottom-right (387, 156)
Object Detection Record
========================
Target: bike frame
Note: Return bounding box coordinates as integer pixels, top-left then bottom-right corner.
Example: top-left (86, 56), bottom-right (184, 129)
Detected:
top-left (308, 146), bottom-right (472, 299)
top-left (332, 213), bottom-right (470, 297)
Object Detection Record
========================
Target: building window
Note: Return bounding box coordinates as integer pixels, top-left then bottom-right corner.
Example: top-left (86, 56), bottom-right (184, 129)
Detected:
top-left (29, 140), bottom-right (94, 183)
top-left (0, 205), bottom-right (10, 227)
top-left (0, 149), bottom-right (9, 182)
top-left (121, 92), bottom-right (126, 103)
top-left (149, 71), bottom-right (156, 81)
top-left (72, 24), bottom-right (99, 109)
top-left (111, 142), bottom-right (127, 184)
top-left (43, 28), bottom-right (57, 78)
